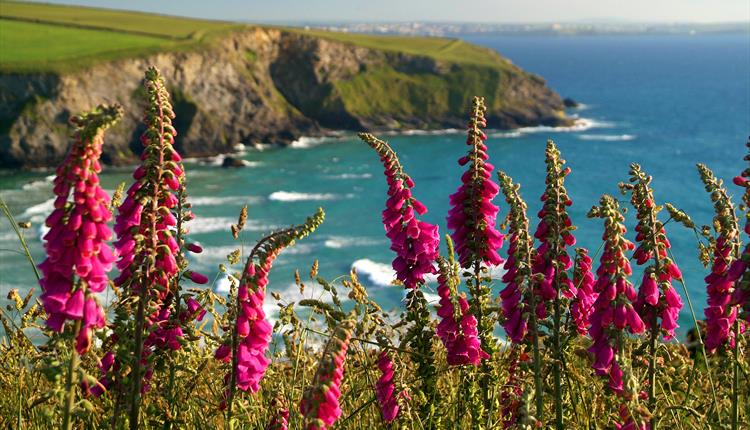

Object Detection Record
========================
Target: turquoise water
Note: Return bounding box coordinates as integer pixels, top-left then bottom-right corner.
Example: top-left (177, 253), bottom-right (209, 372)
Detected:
top-left (1, 34), bottom-right (748, 337)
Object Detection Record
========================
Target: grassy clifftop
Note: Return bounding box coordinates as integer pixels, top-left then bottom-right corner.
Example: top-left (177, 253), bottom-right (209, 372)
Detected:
top-left (286, 29), bottom-right (507, 67)
top-left (0, 1), bottom-right (508, 73)
top-left (0, 1), bottom-right (243, 72)
top-left (0, 0), bottom-right (235, 37)
top-left (0, 1), bottom-right (570, 168)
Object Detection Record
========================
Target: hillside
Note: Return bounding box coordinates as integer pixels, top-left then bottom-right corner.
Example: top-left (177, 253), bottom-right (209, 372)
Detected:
top-left (0, 1), bottom-right (572, 168)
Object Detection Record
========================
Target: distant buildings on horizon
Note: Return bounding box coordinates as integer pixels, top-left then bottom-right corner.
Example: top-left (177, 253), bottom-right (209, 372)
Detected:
top-left (282, 21), bottom-right (750, 37)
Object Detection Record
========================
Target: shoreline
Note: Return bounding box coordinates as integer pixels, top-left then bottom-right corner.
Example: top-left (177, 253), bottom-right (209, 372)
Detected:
top-left (0, 115), bottom-right (601, 173)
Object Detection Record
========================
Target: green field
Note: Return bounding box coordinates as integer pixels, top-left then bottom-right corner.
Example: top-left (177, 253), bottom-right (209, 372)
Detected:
top-left (0, 1), bottom-right (508, 73)
top-left (0, 19), bottom-right (169, 70)
top-left (289, 29), bottom-right (505, 67)
top-left (0, 1), bottom-right (236, 38)
top-left (0, 0), bottom-right (242, 72)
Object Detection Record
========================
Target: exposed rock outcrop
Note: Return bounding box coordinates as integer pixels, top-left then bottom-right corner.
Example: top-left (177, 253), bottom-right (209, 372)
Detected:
top-left (0, 27), bottom-right (570, 168)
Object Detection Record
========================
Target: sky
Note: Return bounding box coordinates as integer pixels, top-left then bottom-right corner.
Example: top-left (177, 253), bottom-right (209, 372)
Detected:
top-left (22, 0), bottom-right (750, 24)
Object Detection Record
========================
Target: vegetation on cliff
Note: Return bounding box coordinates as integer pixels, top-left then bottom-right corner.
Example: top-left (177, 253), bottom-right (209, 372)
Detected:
top-left (0, 1), bottom-right (569, 168)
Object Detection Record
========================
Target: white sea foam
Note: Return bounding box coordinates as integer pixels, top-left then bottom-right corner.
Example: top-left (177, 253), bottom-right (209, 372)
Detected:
top-left (324, 173), bottom-right (373, 180)
top-left (382, 128), bottom-right (463, 136)
top-left (38, 224), bottom-right (50, 242)
top-left (271, 282), bottom-right (348, 305)
top-left (522, 117), bottom-right (615, 133)
top-left (324, 236), bottom-right (384, 249)
top-left (351, 259), bottom-right (395, 287)
top-left (488, 117), bottom-right (614, 139)
top-left (196, 245), bottom-right (246, 263)
top-left (290, 136), bottom-right (334, 149)
top-left (278, 243), bottom-right (314, 255)
top-left (184, 217), bottom-right (235, 234)
top-left (269, 191), bottom-right (353, 202)
top-left (21, 175), bottom-right (54, 191)
top-left (185, 154), bottom-right (261, 167)
top-left (213, 273), bottom-right (239, 294)
top-left (20, 198), bottom-right (55, 223)
top-left (349, 258), bottom-right (505, 288)
top-left (492, 131), bottom-right (523, 138)
top-left (189, 195), bottom-right (262, 206)
top-left (578, 134), bottom-right (637, 142)
top-left (417, 291), bottom-right (441, 305)
top-left (186, 217), bottom-right (279, 235)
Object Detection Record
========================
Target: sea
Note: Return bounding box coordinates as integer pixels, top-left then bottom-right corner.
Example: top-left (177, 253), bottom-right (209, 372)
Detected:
top-left (1, 33), bottom-right (748, 339)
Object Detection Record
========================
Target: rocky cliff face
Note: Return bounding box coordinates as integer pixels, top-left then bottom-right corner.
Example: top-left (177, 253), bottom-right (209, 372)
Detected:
top-left (0, 27), bottom-right (570, 168)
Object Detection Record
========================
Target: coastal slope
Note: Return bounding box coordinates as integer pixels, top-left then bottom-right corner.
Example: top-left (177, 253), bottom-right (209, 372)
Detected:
top-left (0, 3), bottom-right (571, 168)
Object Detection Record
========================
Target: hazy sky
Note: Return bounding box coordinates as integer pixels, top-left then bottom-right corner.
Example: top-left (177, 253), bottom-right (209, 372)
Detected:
top-left (23, 0), bottom-right (750, 23)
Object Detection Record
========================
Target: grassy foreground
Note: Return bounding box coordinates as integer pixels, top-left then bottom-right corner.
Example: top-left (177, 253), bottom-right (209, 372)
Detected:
top-left (0, 67), bottom-right (747, 430)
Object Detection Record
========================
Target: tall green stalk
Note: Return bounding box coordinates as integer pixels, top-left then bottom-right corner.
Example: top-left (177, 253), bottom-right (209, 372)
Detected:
top-left (227, 276), bottom-right (240, 429)
top-left (128, 292), bottom-right (147, 430)
top-left (668, 254), bottom-right (719, 414)
top-left (527, 282), bottom-right (544, 423)
top-left (472, 259), bottom-right (492, 418)
top-left (647, 313), bottom-right (659, 428)
top-left (62, 320), bottom-right (82, 430)
top-left (731, 318), bottom-right (740, 430)
top-left (552, 292), bottom-right (563, 429)
top-left (551, 201), bottom-right (563, 430)
top-left (647, 205), bottom-right (663, 430)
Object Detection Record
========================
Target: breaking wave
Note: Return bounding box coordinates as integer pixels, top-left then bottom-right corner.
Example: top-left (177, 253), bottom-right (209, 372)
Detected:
top-left (269, 191), bottom-right (353, 202)
top-left (577, 134), bottom-right (637, 142)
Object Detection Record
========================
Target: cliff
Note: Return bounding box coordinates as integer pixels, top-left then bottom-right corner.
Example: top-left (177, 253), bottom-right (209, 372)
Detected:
top-left (0, 26), bottom-right (571, 168)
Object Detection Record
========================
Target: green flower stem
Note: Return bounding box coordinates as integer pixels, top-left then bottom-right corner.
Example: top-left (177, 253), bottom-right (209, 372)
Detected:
top-left (62, 319), bottom-right (82, 430)
top-left (527, 280), bottom-right (544, 423)
top-left (731, 318), bottom-right (740, 430)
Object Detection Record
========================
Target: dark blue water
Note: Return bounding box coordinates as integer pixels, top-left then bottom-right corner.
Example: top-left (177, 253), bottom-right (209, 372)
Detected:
top-left (1, 34), bottom-right (748, 337)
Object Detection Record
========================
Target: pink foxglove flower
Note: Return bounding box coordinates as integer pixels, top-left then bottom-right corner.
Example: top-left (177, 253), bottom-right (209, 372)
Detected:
top-left (570, 248), bottom-right (597, 335)
top-left (217, 209), bottom-right (324, 405)
top-left (113, 67), bottom-right (185, 305)
top-left (359, 133), bottom-right (439, 288)
top-left (375, 351), bottom-right (402, 422)
top-left (623, 164), bottom-right (683, 340)
top-left (588, 195), bottom-right (644, 394)
top-left (698, 164), bottom-right (742, 351)
top-left (300, 319), bottom-right (355, 430)
top-left (446, 96), bottom-right (504, 268)
top-left (497, 171), bottom-right (534, 343)
top-left (110, 68), bottom-right (194, 396)
top-left (435, 253), bottom-right (489, 365)
top-left (729, 137), bottom-right (750, 322)
top-left (38, 104), bottom-right (122, 355)
top-left (531, 140), bottom-right (576, 317)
